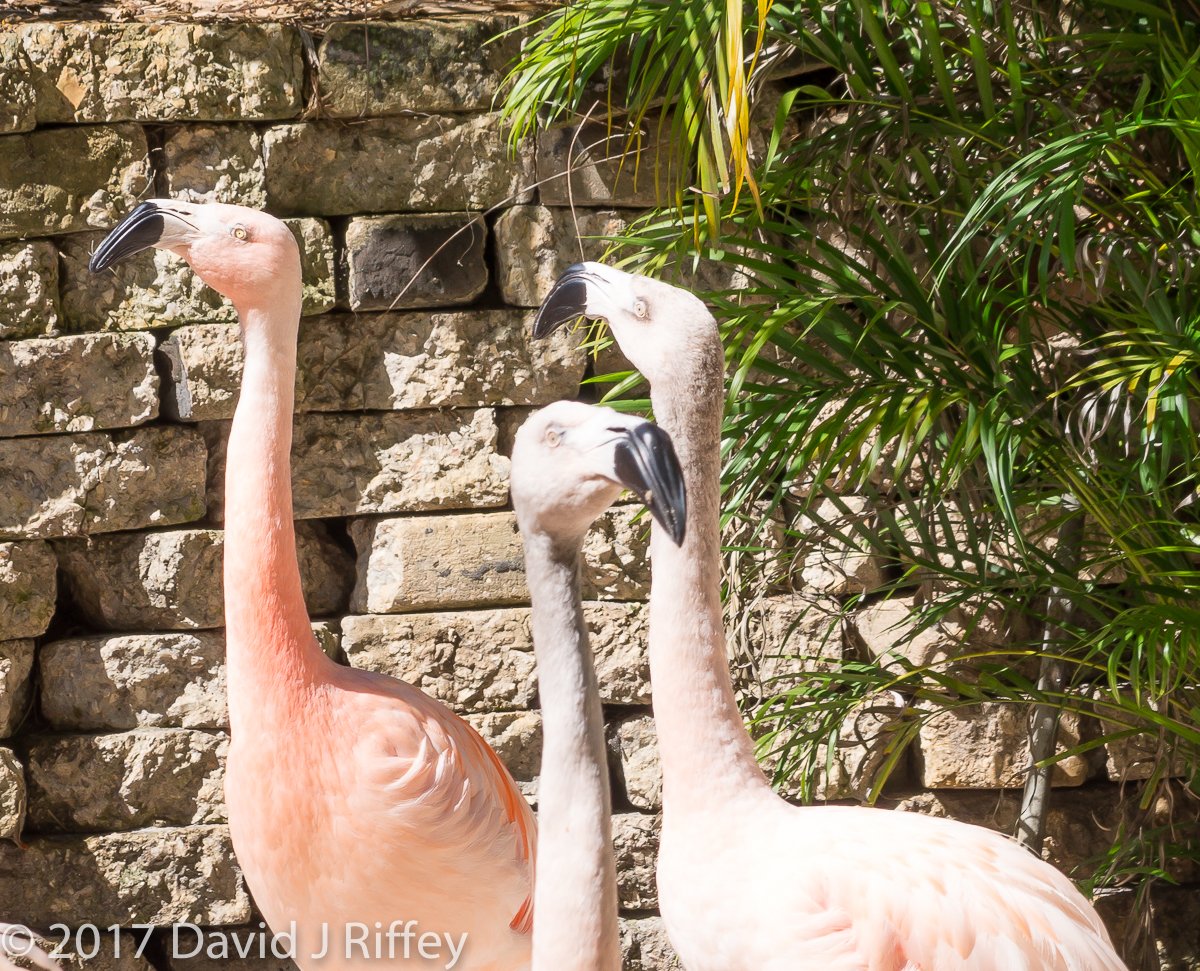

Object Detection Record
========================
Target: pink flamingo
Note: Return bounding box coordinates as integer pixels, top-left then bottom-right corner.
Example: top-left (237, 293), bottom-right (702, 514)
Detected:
top-left (90, 201), bottom-right (535, 971)
top-left (534, 262), bottom-right (1128, 971)
top-left (510, 400), bottom-right (686, 971)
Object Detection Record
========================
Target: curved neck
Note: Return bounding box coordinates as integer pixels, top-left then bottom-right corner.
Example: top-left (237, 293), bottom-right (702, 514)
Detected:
top-left (224, 299), bottom-right (325, 729)
top-left (523, 531), bottom-right (620, 971)
top-left (648, 339), bottom-right (769, 807)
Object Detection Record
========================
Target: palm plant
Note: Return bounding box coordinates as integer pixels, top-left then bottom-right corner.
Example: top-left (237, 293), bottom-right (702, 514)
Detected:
top-left (503, 0), bottom-right (1200, 952)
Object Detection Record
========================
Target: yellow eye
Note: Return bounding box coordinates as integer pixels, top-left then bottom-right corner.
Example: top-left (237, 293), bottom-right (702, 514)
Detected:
top-left (633, 297), bottom-right (649, 319)
top-left (231, 226), bottom-right (248, 241)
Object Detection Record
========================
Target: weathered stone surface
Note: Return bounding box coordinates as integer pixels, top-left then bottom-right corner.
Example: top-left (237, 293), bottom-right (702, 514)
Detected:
top-left (163, 123), bottom-right (266, 207)
top-left (580, 503), bottom-right (651, 601)
top-left (739, 594), bottom-right (844, 697)
top-left (0, 825), bottom-right (250, 925)
top-left (0, 32), bottom-right (36, 134)
top-left (343, 213), bottom-right (489, 310)
top-left (263, 115), bottom-right (533, 216)
top-left (0, 332), bottom-right (158, 436)
top-left (1153, 884), bottom-right (1200, 971)
top-left (202, 409), bottom-right (508, 522)
top-left (588, 601), bottom-right (650, 705)
top-left (1105, 730), bottom-right (1188, 782)
top-left (609, 714), bottom-right (661, 811)
top-left (24, 728), bottom-right (227, 832)
top-left (0, 240), bottom-right (60, 338)
top-left (165, 310), bottom-right (584, 422)
top-left (343, 609), bottom-right (535, 713)
top-left (494, 205), bottom-right (640, 306)
top-left (350, 509), bottom-right (648, 613)
top-left (350, 511), bottom-right (522, 613)
top-left (18, 23), bottom-right (302, 123)
top-left (537, 120), bottom-right (677, 207)
top-left (915, 702), bottom-right (1089, 789)
top-left (792, 496), bottom-right (884, 595)
top-left (621, 916), bottom-right (681, 971)
top-left (18, 931), bottom-right (156, 971)
top-left (0, 746), bottom-right (25, 840)
top-left (0, 124), bottom-right (149, 240)
top-left (0, 427), bottom-right (206, 540)
top-left (61, 218), bottom-right (335, 332)
top-left (466, 710), bottom-right (542, 801)
top-left (162, 928), bottom-right (298, 971)
top-left (39, 624), bottom-right (340, 732)
top-left (0, 541), bottom-right (56, 640)
top-left (613, 812), bottom-right (660, 910)
top-left (56, 522), bottom-right (353, 631)
top-left (0, 640), bottom-right (35, 738)
top-left (318, 17), bottom-right (522, 115)
top-left (854, 594), bottom-right (1018, 670)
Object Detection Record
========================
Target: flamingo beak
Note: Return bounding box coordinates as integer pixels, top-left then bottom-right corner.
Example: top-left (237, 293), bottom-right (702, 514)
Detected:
top-left (612, 422), bottom-right (687, 547)
top-left (533, 263), bottom-right (595, 339)
top-left (88, 200), bottom-right (201, 273)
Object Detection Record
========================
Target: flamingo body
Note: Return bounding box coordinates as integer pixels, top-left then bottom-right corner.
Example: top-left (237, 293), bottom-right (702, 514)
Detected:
top-left (90, 200), bottom-right (534, 971)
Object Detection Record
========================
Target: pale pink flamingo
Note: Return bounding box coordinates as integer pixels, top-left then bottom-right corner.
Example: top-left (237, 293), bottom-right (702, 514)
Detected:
top-left (534, 262), bottom-right (1128, 971)
top-left (510, 401), bottom-right (686, 971)
top-left (90, 201), bottom-right (535, 971)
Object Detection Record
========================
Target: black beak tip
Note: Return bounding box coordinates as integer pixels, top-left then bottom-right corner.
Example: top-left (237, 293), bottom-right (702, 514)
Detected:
top-left (532, 265), bottom-right (591, 340)
top-left (614, 423), bottom-right (688, 549)
top-left (88, 201), bottom-right (166, 274)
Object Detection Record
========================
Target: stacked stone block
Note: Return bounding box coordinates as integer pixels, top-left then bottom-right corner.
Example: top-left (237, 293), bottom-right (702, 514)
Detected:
top-left (0, 13), bottom-right (1193, 971)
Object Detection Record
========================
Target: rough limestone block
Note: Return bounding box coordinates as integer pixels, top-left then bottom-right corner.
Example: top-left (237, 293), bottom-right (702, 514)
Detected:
top-left (55, 522), bottom-right (353, 631)
top-left (39, 624), bottom-right (340, 732)
top-left (165, 310), bottom-right (584, 422)
top-left (0, 124), bottom-right (150, 240)
top-left (0, 640), bottom-right (35, 738)
top-left (1105, 730), bottom-right (1189, 783)
top-left (854, 593), bottom-right (1018, 670)
top-left (793, 496), bottom-right (885, 595)
top-left (537, 120), bottom-right (678, 207)
top-left (0, 826), bottom-right (250, 925)
top-left (62, 219), bottom-right (335, 332)
top-left (609, 714), bottom-right (661, 812)
top-left (915, 702), bottom-right (1089, 789)
top-left (494, 206), bottom-right (641, 307)
top-left (20, 931), bottom-right (155, 971)
top-left (163, 123), bottom-right (266, 207)
top-left (343, 213), bottom-right (489, 310)
top-left (465, 710), bottom-right (542, 800)
top-left (0, 332), bottom-right (157, 437)
top-left (342, 610), bottom-right (535, 712)
top-left (263, 115), bottom-right (533, 216)
top-left (738, 594), bottom-right (844, 697)
top-left (621, 916), bottom-right (682, 971)
top-left (1153, 884), bottom-right (1200, 971)
top-left (17, 23), bottom-right (302, 123)
top-left (0, 427), bottom-right (206, 540)
top-left (25, 729), bottom-right (227, 832)
top-left (580, 503), bottom-right (651, 601)
top-left (613, 813), bottom-right (660, 910)
top-left (587, 601), bottom-right (650, 704)
top-left (0, 240), bottom-right (60, 338)
top-left (0, 541), bottom-right (56, 640)
top-left (201, 409), bottom-right (508, 522)
top-left (350, 509), bottom-right (648, 613)
top-left (318, 17), bottom-right (522, 115)
top-left (0, 32), bottom-right (36, 133)
top-left (0, 746), bottom-right (25, 840)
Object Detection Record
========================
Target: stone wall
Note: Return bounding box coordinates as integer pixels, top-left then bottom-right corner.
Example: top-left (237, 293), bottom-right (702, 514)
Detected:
top-left (0, 12), bottom-right (1195, 971)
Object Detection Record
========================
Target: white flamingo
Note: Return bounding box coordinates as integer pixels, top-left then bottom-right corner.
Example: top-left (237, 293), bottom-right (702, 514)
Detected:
top-left (533, 262), bottom-right (1127, 971)
top-left (510, 399), bottom-right (686, 971)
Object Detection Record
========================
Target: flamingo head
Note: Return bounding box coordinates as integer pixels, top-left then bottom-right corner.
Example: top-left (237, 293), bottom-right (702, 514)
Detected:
top-left (511, 400), bottom-right (686, 548)
top-left (531, 261), bottom-right (719, 385)
top-left (88, 199), bottom-right (301, 313)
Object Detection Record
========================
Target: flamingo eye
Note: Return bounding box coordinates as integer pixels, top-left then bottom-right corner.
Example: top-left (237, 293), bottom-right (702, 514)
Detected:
top-left (545, 428), bottom-right (561, 447)
top-left (231, 225), bottom-right (248, 241)
top-left (633, 297), bottom-right (649, 319)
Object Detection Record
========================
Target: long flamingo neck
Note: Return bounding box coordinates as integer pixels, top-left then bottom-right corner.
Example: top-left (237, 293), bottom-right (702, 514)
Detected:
top-left (523, 531), bottom-right (620, 971)
top-left (648, 338), bottom-right (769, 808)
top-left (223, 298), bottom-right (324, 729)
